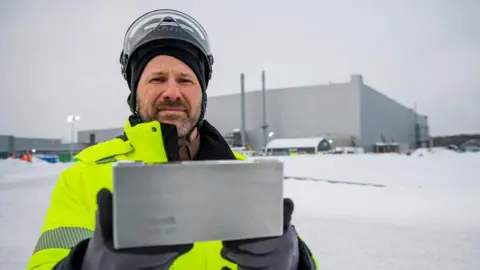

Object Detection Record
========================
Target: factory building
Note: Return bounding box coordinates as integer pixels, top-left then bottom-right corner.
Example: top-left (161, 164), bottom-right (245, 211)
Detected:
top-left (77, 74), bottom-right (430, 152)
top-left (77, 127), bottom-right (124, 146)
top-left (0, 135), bottom-right (85, 158)
top-left (205, 74), bottom-right (430, 152)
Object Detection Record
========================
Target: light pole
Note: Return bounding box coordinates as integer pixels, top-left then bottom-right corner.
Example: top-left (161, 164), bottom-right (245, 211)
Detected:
top-left (265, 131), bottom-right (275, 155)
top-left (67, 115), bottom-right (80, 161)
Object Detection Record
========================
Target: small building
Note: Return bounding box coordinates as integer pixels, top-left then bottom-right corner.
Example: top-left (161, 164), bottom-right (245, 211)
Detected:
top-left (0, 135), bottom-right (87, 158)
top-left (265, 137), bottom-right (332, 156)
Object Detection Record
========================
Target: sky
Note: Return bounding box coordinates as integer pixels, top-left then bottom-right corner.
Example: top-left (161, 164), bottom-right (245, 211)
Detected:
top-left (0, 0), bottom-right (478, 141)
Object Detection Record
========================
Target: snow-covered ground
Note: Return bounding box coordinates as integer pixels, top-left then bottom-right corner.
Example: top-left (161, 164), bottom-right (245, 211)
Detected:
top-left (1, 149), bottom-right (479, 269)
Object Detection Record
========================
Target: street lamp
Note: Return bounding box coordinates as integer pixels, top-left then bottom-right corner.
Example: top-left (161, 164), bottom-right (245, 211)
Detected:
top-left (67, 115), bottom-right (81, 161)
top-left (263, 131), bottom-right (275, 155)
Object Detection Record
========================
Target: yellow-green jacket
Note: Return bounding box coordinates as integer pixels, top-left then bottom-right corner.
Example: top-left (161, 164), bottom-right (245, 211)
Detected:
top-left (27, 118), bottom-right (318, 269)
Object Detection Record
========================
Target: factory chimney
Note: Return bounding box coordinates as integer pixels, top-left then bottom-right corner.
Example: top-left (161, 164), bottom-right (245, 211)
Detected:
top-left (240, 73), bottom-right (246, 147)
top-left (261, 70), bottom-right (268, 149)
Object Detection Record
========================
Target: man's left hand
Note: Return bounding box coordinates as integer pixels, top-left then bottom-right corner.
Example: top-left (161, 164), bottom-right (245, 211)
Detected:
top-left (221, 198), bottom-right (299, 270)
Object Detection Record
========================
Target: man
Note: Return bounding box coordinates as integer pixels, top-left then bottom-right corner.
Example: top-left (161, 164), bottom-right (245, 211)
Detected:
top-left (27, 9), bottom-right (318, 270)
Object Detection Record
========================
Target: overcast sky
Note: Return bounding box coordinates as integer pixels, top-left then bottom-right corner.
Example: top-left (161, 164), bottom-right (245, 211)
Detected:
top-left (0, 0), bottom-right (478, 141)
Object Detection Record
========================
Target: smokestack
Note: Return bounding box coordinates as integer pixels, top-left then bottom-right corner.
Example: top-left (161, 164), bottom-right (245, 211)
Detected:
top-left (413, 102), bottom-right (418, 149)
top-left (240, 73), bottom-right (246, 147)
top-left (261, 70), bottom-right (268, 149)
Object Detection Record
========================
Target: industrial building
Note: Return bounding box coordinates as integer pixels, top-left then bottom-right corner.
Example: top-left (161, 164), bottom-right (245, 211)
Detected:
top-left (77, 74), bottom-right (430, 152)
top-left (77, 127), bottom-right (124, 146)
top-left (0, 135), bottom-right (86, 158)
top-left (206, 74), bottom-right (430, 151)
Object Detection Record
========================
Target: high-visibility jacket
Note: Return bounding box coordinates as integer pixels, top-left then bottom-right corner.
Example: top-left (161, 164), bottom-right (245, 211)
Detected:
top-left (27, 118), bottom-right (318, 269)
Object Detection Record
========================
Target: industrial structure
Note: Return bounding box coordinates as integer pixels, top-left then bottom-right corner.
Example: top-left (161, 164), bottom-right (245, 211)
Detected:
top-left (77, 127), bottom-right (124, 146)
top-left (265, 137), bottom-right (333, 155)
top-left (206, 74), bottom-right (430, 152)
top-left (76, 74), bottom-right (430, 153)
top-left (0, 135), bottom-right (86, 158)
top-left (0, 114), bottom-right (87, 159)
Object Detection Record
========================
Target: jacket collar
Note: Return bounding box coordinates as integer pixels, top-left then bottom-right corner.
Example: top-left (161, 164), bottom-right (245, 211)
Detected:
top-left (120, 115), bottom-right (236, 162)
top-left (195, 120), bottom-right (236, 160)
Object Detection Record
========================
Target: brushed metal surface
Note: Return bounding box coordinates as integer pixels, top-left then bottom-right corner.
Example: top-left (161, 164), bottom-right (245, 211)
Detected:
top-left (112, 159), bottom-right (284, 249)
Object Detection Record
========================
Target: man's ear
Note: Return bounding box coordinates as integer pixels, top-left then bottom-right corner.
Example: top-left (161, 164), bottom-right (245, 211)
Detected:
top-left (135, 94), bottom-right (140, 112)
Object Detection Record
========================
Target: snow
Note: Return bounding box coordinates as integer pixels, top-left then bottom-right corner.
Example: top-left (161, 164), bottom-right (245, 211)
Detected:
top-left (1, 150), bottom-right (480, 269)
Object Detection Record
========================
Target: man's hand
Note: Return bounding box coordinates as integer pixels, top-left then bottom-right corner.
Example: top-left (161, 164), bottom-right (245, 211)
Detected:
top-left (221, 198), bottom-right (300, 270)
top-left (80, 188), bottom-right (193, 270)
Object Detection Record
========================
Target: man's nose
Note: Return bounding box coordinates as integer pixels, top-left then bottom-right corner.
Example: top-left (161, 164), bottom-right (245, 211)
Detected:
top-left (161, 78), bottom-right (182, 100)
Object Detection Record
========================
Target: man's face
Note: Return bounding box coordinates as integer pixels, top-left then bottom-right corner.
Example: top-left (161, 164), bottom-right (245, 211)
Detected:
top-left (136, 55), bottom-right (202, 136)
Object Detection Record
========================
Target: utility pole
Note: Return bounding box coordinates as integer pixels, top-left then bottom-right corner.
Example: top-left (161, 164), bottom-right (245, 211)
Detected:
top-left (67, 115), bottom-right (80, 161)
top-left (413, 102), bottom-right (418, 149)
top-left (261, 70), bottom-right (268, 150)
top-left (240, 73), bottom-right (246, 147)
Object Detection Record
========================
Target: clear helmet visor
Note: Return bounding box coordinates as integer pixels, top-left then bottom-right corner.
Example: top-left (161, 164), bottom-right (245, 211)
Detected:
top-left (122, 9), bottom-right (213, 65)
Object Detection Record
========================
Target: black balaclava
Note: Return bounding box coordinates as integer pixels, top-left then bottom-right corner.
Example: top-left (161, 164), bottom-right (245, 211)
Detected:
top-left (126, 40), bottom-right (208, 128)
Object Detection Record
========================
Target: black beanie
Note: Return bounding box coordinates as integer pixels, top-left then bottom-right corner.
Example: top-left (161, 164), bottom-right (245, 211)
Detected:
top-left (127, 40), bottom-right (207, 111)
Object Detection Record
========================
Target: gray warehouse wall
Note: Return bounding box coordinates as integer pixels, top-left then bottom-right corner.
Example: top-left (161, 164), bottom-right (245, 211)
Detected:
top-left (206, 77), bottom-right (361, 150)
top-left (266, 83), bottom-right (360, 146)
top-left (0, 135), bottom-right (80, 153)
top-left (0, 135), bottom-right (15, 153)
top-left (0, 136), bottom-right (7, 152)
top-left (14, 137), bottom-right (67, 152)
top-left (78, 128), bottom-right (124, 144)
top-left (360, 85), bottom-right (417, 151)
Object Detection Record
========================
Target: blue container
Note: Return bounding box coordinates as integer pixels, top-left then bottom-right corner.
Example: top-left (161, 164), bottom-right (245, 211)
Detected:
top-left (38, 155), bottom-right (59, 164)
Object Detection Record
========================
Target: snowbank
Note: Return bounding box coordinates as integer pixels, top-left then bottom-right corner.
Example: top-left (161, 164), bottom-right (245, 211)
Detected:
top-left (0, 158), bottom-right (70, 182)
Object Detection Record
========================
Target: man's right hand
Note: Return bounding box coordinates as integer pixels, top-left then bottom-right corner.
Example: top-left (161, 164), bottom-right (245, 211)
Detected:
top-left (81, 188), bottom-right (193, 270)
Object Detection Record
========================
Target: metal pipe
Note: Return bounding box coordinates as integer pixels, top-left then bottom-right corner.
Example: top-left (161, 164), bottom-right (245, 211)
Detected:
top-left (261, 70), bottom-right (268, 149)
top-left (70, 122), bottom-right (74, 161)
top-left (67, 115), bottom-right (80, 161)
top-left (240, 73), bottom-right (246, 147)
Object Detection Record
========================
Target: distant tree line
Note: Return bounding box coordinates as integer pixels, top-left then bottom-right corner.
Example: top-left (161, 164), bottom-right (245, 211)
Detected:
top-left (432, 133), bottom-right (480, 147)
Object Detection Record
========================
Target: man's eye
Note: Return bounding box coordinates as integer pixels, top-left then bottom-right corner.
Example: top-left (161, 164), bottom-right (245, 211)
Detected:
top-left (150, 77), bottom-right (165, 83)
top-left (178, 78), bottom-right (193, 84)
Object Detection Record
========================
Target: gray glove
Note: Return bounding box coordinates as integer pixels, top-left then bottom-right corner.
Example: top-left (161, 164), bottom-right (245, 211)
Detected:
top-left (221, 198), bottom-right (300, 270)
top-left (81, 188), bottom-right (192, 270)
